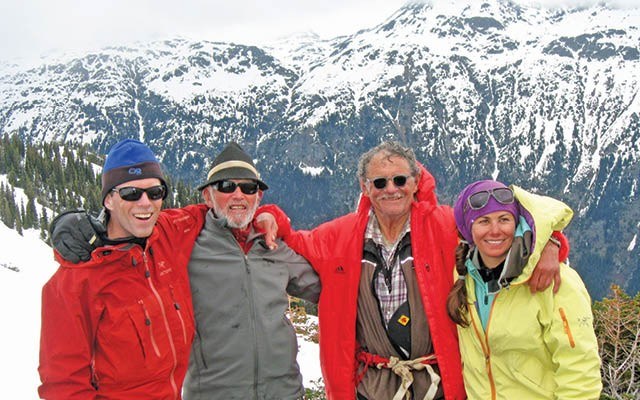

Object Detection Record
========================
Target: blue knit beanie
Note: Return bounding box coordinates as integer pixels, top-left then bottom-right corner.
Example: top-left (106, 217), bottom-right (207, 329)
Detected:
top-left (101, 139), bottom-right (166, 204)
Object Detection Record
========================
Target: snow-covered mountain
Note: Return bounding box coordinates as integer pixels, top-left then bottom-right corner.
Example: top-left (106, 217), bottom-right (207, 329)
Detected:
top-left (1, 0), bottom-right (638, 298)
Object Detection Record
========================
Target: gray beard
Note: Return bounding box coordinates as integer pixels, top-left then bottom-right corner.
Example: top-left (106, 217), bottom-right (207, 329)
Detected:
top-left (212, 198), bottom-right (259, 229)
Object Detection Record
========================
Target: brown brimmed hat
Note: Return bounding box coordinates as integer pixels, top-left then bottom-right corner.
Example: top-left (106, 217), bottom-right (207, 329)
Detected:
top-left (197, 142), bottom-right (268, 191)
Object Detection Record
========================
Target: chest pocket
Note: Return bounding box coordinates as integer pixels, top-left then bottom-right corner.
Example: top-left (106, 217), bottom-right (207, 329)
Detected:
top-left (122, 288), bottom-right (187, 380)
top-left (127, 296), bottom-right (167, 360)
top-left (93, 289), bottom-right (176, 384)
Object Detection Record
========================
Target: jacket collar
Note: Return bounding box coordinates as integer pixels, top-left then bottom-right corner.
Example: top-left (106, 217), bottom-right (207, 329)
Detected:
top-left (56, 227), bottom-right (159, 269)
top-left (206, 209), bottom-right (267, 247)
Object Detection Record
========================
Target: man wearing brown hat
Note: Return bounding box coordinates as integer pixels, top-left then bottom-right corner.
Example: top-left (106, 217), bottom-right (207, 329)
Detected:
top-left (182, 142), bottom-right (320, 400)
top-left (48, 141), bottom-right (320, 400)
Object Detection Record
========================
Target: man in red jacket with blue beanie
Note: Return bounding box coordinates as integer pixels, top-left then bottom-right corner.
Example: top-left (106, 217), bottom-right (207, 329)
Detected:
top-left (39, 139), bottom-right (202, 399)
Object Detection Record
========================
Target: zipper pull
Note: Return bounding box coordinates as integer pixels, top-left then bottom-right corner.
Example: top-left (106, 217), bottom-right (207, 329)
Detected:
top-left (484, 294), bottom-right (489, 305)
top-left (138, 300), bottom-right (151, 325)
top-left (168, 285), bottom-right (181, 310)
top-left (141, 251), bottom-right (151, 278)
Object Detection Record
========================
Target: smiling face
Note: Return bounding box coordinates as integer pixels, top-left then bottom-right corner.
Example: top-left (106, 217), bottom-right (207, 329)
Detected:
top-left (471, 211), bottom-right (516, 268)
top-left (360, 153), bottom-right (417, 225)
top-left (203, 179), bottom-right (262, 229)
top-left (104, 177), bottom-right (163, 239)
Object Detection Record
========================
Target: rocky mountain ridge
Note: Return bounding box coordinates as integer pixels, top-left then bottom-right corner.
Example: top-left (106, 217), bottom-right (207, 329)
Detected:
top-left (0, 0), bottom-right (638, 298)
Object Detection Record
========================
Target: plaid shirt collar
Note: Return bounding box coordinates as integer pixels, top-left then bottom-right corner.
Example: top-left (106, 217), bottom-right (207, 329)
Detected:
top-left (365, 211), bottom-right (411, 327)
top-left (365, 210), bottom-right (411, 256)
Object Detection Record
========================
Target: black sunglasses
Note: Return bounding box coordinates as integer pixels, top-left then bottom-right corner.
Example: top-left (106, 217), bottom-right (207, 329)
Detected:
top-left (215, 180), bottom-right (259, 195)
top-left (367, 175), bottom-right (410, 190)
top-left (112, 185), bottom-right (167, 201)
top-left (467, 187), bottom-right (515, 210)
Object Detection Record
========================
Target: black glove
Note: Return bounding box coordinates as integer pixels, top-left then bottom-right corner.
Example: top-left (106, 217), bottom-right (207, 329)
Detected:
top-left (50, 209), bottom-right (106, 263)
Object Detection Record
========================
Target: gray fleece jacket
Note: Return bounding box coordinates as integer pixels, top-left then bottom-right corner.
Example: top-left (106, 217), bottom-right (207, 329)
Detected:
top-left (183, 210), bottom-right (321, 400)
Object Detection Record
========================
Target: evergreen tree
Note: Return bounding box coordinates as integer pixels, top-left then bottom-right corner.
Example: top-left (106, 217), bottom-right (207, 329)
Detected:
top-left (0, 190), bottom-right (11, 228)
top-left (19, 200), bottom-right (27, 229)
top-left (0, 134), bottom-right (8, 173)
top-left (15, 205), bottom-right (23, 235)
top-left (594, 285), bottom-right (640, 399)
top-left (0, 185), bottom-right (18, 230)
top-left (40, 208), bottom-right (49, 241)
top-left (25, 196), bottom-right (38, 229)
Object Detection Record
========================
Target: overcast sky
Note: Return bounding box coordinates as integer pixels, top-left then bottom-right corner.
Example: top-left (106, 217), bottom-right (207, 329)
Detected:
top-left (0, 0), bottom-right (637, 64)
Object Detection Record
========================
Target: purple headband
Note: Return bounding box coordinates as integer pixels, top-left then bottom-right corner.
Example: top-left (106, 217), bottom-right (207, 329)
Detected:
top-left (453, 180), bottom-right (520, 245)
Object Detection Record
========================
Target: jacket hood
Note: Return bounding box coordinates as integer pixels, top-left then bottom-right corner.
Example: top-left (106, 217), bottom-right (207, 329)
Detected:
top-left (509, 186), bottom-right (573, 285)
top-left (54, 229), bottom-right (157, 269)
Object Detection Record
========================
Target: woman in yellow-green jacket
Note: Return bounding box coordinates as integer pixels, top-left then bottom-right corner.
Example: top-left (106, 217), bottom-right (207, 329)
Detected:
top-left (446, 180), bottom-right (601, 399)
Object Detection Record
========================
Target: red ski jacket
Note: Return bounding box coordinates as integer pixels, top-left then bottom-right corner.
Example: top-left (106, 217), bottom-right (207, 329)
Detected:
top-left (265, 166), bottom-right (466, 399)
top-left (38, 206), bottom-right (205, 400)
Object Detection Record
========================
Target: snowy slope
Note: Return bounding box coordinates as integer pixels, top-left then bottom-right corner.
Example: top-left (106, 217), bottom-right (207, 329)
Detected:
top-left (0, 224), bottom-right (57, 399)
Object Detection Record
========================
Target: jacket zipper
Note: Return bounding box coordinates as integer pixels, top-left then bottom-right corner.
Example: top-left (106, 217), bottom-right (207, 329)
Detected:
top-left (169, 285), bottom-right (188, 344)
top-left (243, 252), bottom-right (260, 400)
top-left (138, 299), bottom-right (161, 357)
top-left (143, 251), bottom-right (179, 400)
top-left (559, 307), bottom-right (576, 348)
top-left (232, 230), bottom-right (260, 399)
top-left (470, 292), bottom-right (500, 400)
top-left (90, 354), bottom-right (99, 389)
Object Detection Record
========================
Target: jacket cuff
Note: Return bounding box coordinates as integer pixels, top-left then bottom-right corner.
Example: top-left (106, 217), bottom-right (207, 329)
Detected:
top-left (551, 231), bottom-right (570, 262)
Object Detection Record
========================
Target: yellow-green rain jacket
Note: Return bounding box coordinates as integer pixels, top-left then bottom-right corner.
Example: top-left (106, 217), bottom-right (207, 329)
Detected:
top-left (458, 186), bottom-right (602, 399)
